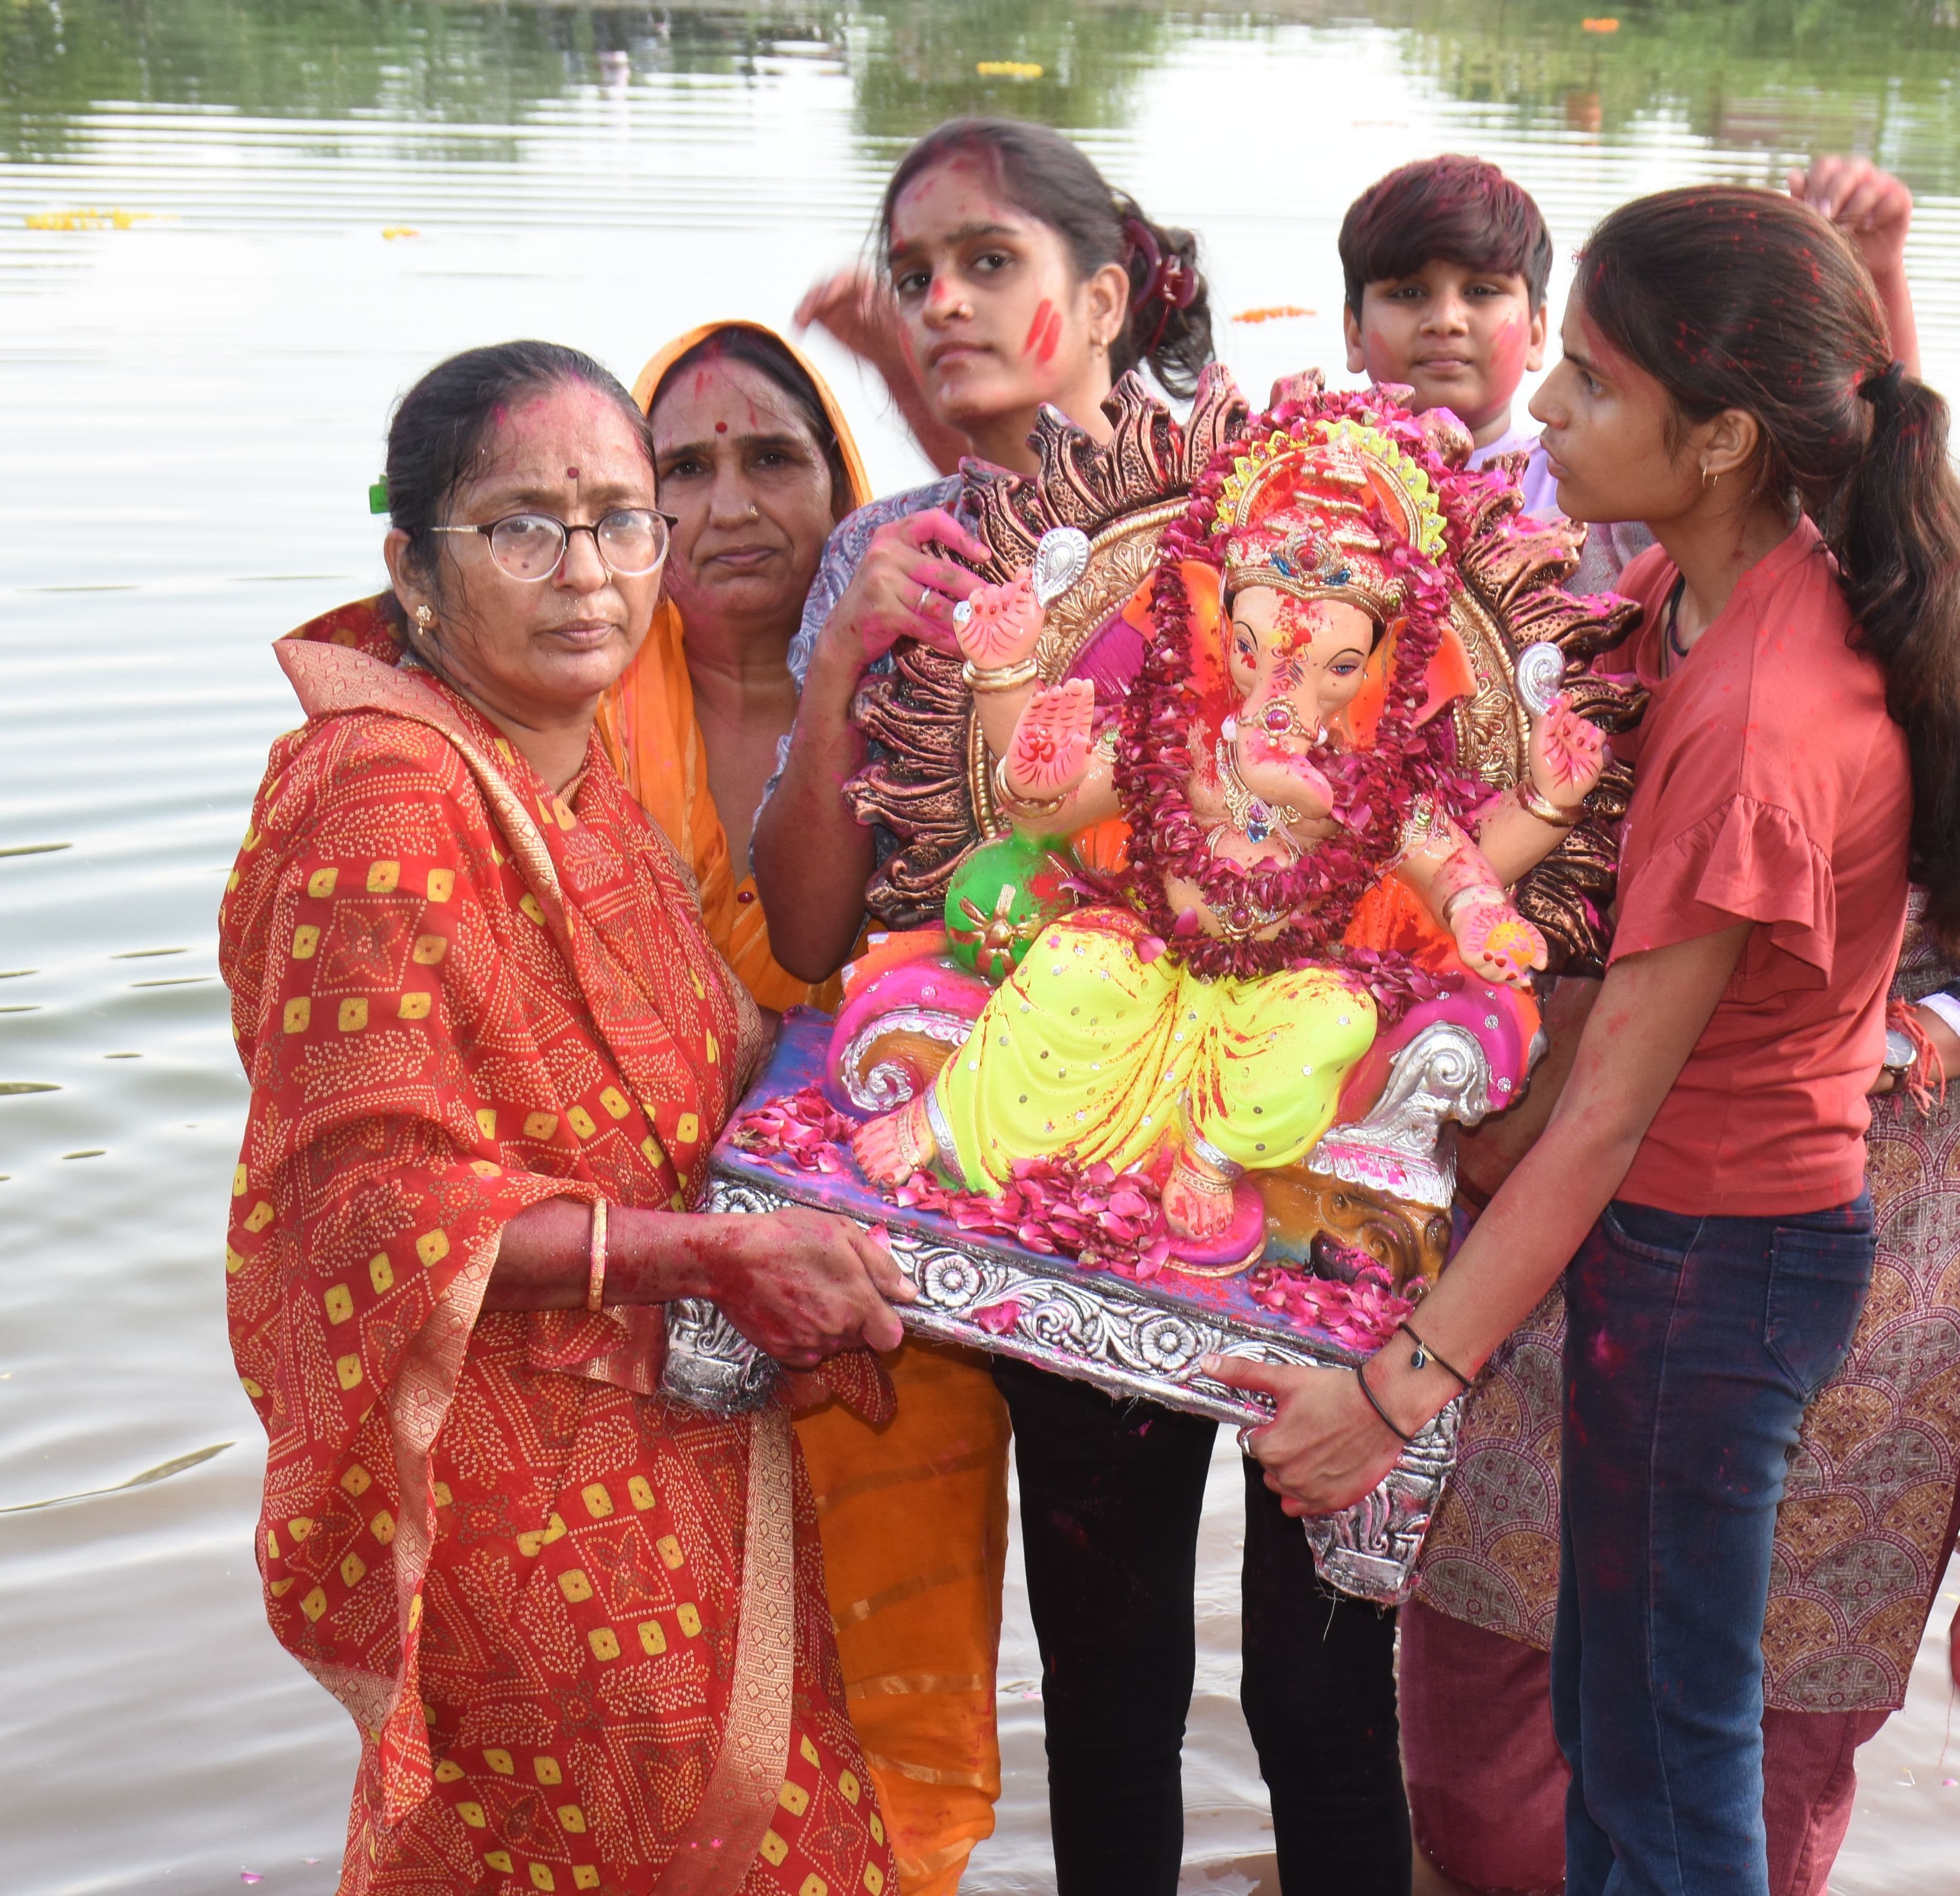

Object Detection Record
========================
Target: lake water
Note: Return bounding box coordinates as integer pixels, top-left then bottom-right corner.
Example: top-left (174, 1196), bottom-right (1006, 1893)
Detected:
top-left (3, 3), bottom-right (1958, 1890)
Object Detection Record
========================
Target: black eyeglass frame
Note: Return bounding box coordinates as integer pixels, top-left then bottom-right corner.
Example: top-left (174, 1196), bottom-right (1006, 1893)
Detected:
top-left (431, 507), bottom-right (680, 581)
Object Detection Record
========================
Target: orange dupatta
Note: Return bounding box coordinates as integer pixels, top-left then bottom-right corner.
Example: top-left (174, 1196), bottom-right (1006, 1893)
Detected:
top-left (597, 321), bottom-right (873, 1014)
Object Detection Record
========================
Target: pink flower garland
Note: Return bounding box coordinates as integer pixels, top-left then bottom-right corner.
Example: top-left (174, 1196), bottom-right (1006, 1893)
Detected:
top-left (729, 1086), bottom-right (1417, 1348)
top-left (1115, 390), bottom-right (1477, 1002)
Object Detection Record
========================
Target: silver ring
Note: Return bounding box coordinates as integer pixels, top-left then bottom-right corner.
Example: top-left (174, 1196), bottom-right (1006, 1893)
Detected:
top-left (916, 585), bottom-right (935, 616)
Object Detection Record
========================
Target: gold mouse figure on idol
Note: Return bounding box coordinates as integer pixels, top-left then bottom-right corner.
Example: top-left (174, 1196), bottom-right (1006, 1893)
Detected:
top-left (856, 397), bottom-right (1605, 1248)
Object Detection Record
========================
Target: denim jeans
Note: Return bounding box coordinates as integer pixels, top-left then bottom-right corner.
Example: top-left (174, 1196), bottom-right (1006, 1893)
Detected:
top-left (992, 1356), bottom-right (1410, 1896)
top-left (1552, 1194), bottom-right (1875, 1896)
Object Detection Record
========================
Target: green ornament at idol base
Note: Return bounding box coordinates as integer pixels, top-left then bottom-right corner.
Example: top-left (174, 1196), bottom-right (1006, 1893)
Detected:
top-left (943, 832), bottom-right (1077, 984)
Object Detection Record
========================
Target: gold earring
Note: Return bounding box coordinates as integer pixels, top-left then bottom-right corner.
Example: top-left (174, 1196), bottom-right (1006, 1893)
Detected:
top-left (414, 605), bottom-right (436, 629)
top-left (1701, 465), bottom-right (1719, 490)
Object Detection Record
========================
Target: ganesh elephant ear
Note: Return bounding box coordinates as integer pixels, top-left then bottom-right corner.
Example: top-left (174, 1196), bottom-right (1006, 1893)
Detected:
top-left (1345, 616), bottom-right (1481, 748)
top-left (1179, 559), bottom-right (1231, 705)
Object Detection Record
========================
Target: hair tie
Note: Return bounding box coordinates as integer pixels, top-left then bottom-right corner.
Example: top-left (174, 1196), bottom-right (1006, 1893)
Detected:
top-left (1122, 214), bottom-right (1198, 358)
top-left (1861, 359), bottom-right (1907, 404)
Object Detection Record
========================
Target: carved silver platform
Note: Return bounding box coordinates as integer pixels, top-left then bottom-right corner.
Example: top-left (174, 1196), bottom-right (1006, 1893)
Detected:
top-left (663, 1169), bottom-right (1459, 1605)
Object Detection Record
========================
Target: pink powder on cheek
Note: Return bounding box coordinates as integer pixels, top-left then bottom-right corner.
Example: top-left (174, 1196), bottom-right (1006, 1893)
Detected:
top-left (1485, 310), bottom-right (1531, 398)
top-left (1038, 308), bottom-right (1062, 365)
top-left (1023, 299), bottom-right (1055, 357)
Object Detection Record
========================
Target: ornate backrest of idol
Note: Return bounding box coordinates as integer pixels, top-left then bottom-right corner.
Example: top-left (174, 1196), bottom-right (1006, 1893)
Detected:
top-left (837, 367), bottom-right (1643, 1287)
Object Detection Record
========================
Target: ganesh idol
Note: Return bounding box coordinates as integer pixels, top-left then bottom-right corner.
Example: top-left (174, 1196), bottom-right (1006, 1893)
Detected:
top-left (855, 396), bottom-right (1605, 1246)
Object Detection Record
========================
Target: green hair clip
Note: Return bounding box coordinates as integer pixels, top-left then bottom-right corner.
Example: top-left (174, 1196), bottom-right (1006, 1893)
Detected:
top-left (368, 475), bottom-right (390, 515)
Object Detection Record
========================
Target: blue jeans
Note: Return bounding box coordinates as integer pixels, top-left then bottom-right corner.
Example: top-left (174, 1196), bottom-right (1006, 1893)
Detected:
top-left (1551, 1194), bottom-right (1874, 1896)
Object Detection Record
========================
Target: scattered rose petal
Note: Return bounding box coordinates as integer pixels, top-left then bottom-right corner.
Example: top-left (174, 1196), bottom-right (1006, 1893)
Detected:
top-left (975, 1300), bottom-right (1021, 1335)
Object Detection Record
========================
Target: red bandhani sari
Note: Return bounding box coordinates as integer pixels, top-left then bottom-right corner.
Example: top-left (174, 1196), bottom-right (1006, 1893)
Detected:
top-left (220, 597), bottom-right (897, 1896)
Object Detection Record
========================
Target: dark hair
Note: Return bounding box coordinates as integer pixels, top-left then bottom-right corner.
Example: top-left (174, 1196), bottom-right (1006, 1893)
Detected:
top-left (650, 326), bottom-right (852, 522)
top-left (1579, 186), bottom-right (1960, 949)
top-left (385, 339), bottom-right (653, 603)
top-left (1339, 155), bottom-right (1554, 316)
top-left (877, 117), bottom-right (1213, 399)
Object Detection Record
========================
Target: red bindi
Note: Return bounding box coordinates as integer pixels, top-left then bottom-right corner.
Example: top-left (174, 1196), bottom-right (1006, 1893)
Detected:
top-left (715, 421), bottom-right (728, 434)
top-left (566, 466), bottom-right (580, 478)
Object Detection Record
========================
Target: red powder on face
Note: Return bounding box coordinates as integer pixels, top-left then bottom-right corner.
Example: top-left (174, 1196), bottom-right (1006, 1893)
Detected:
top-left (1024, 299), bottom-right (1055, 357)
top-left (1038, 307), bottom-right (1063, 365)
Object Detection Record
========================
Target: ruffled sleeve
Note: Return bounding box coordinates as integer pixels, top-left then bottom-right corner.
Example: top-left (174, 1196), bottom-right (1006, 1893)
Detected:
top-left (1611, 791), bottom-right (1836, 992)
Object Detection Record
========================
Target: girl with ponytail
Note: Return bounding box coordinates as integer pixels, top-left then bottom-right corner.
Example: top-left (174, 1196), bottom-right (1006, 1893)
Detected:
top-left (1218, 185), bottom-right (1960, 1895)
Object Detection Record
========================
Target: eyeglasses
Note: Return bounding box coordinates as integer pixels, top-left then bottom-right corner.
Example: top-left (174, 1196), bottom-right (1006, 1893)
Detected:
top-left (432, 508), bottom-right (674, 582)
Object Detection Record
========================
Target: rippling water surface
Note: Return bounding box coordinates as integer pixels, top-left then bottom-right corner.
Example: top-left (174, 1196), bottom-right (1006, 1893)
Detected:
top-left (3, 3), bottom-right (1958, 1889)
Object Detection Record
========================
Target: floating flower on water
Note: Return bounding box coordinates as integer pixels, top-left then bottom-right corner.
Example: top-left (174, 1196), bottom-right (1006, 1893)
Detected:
top-left (1232, 306), bottom-right (1314, 324)
top-left (240, 1875), bottom-right (263, 1887)
top-left (25, 207), bottom-right (157, 232)
top-left (976, 60), bottom-right (1043, 78)
top-left (1581, 16), bottom-right (1620, 30)
top-left (381, 226), bottom-right (422, 241)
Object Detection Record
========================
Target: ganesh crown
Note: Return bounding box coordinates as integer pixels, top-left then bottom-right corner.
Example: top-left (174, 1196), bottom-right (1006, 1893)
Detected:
top-left (1212, 416), bottom-right (1449, 624)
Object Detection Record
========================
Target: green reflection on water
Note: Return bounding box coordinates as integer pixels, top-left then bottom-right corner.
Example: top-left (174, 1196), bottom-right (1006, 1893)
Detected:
top-left (6, 0), bottom-right (1960, 188)
top-left (1392, 0), bottom-right (1960, 189)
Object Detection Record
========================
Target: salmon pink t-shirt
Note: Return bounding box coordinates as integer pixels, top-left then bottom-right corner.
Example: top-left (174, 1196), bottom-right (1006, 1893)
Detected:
top-left (1601, 519), bottom-right (1911, 1215)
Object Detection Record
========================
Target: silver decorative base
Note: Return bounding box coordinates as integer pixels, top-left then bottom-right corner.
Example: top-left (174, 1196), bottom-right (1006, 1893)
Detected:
top-left (662, 1173), bottom-right (1458, 1605)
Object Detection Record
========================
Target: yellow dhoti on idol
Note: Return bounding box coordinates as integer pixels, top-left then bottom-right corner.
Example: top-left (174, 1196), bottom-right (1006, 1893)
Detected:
top-left (933, 908), bottom-right (1378, 1190)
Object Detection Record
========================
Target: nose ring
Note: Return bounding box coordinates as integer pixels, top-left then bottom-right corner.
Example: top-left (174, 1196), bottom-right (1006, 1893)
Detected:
top-left (1261, 702), bottom-right (1295, 733)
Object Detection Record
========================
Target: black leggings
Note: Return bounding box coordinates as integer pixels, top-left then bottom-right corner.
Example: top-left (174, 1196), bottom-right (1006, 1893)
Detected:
top-left (994, 1356), bottom-right (1410, 1896)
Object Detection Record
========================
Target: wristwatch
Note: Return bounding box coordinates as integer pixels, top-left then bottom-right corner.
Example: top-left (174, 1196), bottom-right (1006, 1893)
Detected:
top-left (1882, 1027), bottom-right (1918, 1079)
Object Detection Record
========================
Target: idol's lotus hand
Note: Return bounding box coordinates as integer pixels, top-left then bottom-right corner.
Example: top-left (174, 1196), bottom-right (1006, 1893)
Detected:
top-left (690, 1207), bottom-right (915, 1368)
top-left (1455, 896), bottom-right (1549, 989)
top-left (819, 509), bottom-right (989, 675)
top-left (1201, 1354), bottom-right (1408, 1517)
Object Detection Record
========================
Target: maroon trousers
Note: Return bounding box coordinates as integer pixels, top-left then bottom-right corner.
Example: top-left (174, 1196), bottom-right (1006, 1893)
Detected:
top-left (1400, 1601), bottom-right (1889, 1896)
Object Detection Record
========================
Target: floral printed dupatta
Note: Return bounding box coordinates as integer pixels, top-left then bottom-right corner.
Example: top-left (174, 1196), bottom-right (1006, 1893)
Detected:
top-left (219, 598), bottom-right (893, 1896)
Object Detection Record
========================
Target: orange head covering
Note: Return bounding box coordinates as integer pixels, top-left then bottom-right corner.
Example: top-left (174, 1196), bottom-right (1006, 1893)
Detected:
top-left (598, 322), bottom-right (873, 1013)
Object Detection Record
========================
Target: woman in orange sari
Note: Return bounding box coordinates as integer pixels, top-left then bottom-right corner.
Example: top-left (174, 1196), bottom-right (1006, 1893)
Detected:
top-left (599, 321), bottom-right (1009, 1896)
top-left (221, 340), bottom-right (908, 1896)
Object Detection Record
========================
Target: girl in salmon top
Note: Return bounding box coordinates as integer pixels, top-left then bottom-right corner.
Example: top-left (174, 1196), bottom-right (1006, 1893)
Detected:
top-left (1207, 187), bottom-right (1960, 1893)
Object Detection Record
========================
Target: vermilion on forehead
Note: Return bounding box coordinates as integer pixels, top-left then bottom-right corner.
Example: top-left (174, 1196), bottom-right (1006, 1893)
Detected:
top-left (889, 158), bottom-right (1024, 247)
top-left (651, 362), bottom-right (819, 453)
top-left (468, 386), bottom-right (648, 494)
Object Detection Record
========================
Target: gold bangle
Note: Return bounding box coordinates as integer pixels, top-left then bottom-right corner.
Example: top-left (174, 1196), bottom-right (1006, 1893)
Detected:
top-left (962, 656), bottom-right (1041, 694)
top-left (1516, 780), bottom-right (1581, 828)
top-left (586, 1199), bottom-right (610, 1313)
top-left (991, 753), bottom-right (1069, 818)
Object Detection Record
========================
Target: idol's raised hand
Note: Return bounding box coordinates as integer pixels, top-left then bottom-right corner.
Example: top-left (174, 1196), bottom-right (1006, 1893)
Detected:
top-left (1004, 680), bottom-right (1095, 805)
top-left (1527, 694), bottom-right (1605, 812)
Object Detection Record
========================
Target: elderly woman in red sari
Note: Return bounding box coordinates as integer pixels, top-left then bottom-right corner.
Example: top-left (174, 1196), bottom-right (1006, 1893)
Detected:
top-left (219, 340), bottom-right (907, 1896)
